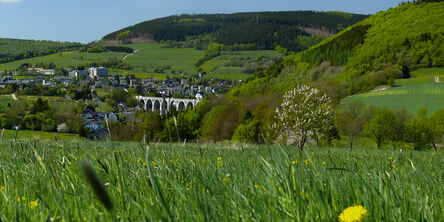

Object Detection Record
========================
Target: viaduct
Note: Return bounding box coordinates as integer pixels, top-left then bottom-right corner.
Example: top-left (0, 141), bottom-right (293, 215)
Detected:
top-left (136, 96), bottom-right (201, 115)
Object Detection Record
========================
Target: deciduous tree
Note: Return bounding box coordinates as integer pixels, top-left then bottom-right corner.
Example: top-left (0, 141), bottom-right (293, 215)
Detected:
top-left (275, 85), bottom-right (333, 150)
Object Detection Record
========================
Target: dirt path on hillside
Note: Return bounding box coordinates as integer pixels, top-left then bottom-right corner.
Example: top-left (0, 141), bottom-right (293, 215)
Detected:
top-left (123, 49), bottom-right (139, 60)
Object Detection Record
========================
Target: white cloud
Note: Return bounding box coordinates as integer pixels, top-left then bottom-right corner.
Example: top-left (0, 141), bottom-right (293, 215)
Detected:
top-left (0, 0), bottom-right (22, 3)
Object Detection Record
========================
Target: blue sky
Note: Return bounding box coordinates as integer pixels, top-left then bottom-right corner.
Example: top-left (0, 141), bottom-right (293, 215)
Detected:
top-left (0, 0), bottom-right (404, 43)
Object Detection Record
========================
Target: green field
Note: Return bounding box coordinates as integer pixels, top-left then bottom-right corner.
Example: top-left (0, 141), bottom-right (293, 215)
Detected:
top-left (122, 43), bottom-right (202, 75)
top-left (1, 95), bottom-right (76, 113)
top-left (0, 51), bottom-right (127, 71)
top-left (0, 129), bottom-right (82, 141)
top-left (0, 141), bottom-right (441, 221)
top-left (17, 95), bottom-right (76, 112)
top-left (0, 95), bottom-right (15, 106)
top-left (0, 43), bottom-right (277, 80)
top-left (343, 68), bottom-right (444, 114)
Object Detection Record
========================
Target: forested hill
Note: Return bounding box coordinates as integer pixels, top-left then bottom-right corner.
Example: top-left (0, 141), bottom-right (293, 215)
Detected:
top-left (0, 38), bottom-right (81, 64)
top-left (245, 1), bottom-right (444, 98)
top-left (102, 11), bottom-right (368, 51)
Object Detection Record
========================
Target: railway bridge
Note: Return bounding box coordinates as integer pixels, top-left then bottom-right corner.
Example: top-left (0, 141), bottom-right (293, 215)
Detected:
top-left (136, 96), bottom-right (200, 115)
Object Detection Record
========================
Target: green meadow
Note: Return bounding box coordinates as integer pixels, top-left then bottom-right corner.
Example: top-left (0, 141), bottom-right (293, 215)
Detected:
top-left (0, 95), bottom-right (15, 106)
top-left (0, 129), bottom-right (82, 141)
top-left (0, 51), bottom-right (127, 71)
top-left (122, 43), bottom-right (202, 74)
top-left (1, 95), bottom-right (76, 113)
top-left (0, 141), bottom-right (442, 221)
top-left (343, 67), bottom-right (444, 115)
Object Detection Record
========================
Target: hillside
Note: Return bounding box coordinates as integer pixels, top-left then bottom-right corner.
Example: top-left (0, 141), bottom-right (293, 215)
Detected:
top-left (190, 1), bottom-right (444, 141)
top-left (0, 38), bottom-right (81, 64)
top-left (239, 1), bottom-right (444, 99)
top-left (102, 11), bottom-right (368, 51)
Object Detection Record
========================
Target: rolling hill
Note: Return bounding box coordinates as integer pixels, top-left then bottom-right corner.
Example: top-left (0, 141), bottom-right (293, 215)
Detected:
top-left (0, 11), bottom-right (367, 79)
top-left (102, 11), bottom-right (368, 52)
top-left (0, 38), bottom-right (81, 64)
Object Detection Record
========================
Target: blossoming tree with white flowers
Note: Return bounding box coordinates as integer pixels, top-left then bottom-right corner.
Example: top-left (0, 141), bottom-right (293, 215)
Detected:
top-left (275, 84), bottom-right (333, 150)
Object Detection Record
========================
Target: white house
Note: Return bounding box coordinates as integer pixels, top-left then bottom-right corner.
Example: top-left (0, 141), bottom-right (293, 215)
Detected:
top-left (195, 91), bottom-right (205, 100)
top-left (88, 67), bottom-right (108, 78)
top-left (28, 68), bottom-right (55, 75)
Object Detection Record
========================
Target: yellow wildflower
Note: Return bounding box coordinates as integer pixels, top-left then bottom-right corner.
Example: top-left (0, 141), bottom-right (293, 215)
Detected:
top-left (254, 184), bottom-right (260, 189)
top-left (338, 205), bottom-right (369, 222)
top-left (217, 157), bottom-right (223, 166)
top-left (389, 156), bottom-right (393, 160)
top-left (0, 186), bottom-right (4, 191)
top-left (304, 159), bottom-right (309, 165)
top-left (143, 161), bottom-right (147, 166)
top-left (292, 160), bottom-right (298, 165)
top-left (322, 161), bottom-right (326, 165)
top-left (222, 177), bottom-right (230, 184)
top-left (151, 161), bottom-right (157, 167)
top-left (29, 201), bottom-right (38, 209)
top-left (17, 197), bottom-right (26, 202)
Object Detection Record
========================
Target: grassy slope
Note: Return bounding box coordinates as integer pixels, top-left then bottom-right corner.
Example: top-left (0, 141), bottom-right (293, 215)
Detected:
top-left (123, 43), bottom-right (202, 74)
top-left (198, 50), bottom-right (278, 79)
top-left (0, 95), bottom-right (15, 106)
top-left (0, 43), bottom-right (277, 80)
top-left (342, 67), bottom-right (444, 114)
top-left (0, 38), bottom-right (80, 58)
top-left (0, 43), bottom-right (202, 77)
top-left (0, 142), bottom-right (441, 220)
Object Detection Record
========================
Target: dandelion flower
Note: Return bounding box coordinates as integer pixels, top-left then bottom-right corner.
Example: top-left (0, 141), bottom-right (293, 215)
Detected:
top-left (292, 160), bottom-right (298, 165)
top-left (217, 157), bottom-right (222, 161)
top-left (29, 201), bottom-right (38, 209)
top-left (254, 184), bottom-right (260, 189)
top-left (323, 161), bottom-right (326, 165)
top-left (222, 177), bottom-right (230, 184)
top-left (339, 205), bottom-right (369, 222)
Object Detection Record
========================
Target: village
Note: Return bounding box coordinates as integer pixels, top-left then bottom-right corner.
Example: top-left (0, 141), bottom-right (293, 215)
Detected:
top-left (0, 67), bottom-right (242, 139)
top-left (0, 67), bottom-right (240, 100)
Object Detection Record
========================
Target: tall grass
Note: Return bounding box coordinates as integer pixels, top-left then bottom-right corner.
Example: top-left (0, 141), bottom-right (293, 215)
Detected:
top-left (0, 141), bottom-right (442, 221)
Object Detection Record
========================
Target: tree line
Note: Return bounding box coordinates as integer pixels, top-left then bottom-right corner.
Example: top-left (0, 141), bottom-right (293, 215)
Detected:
top-left (0, 38), bottom-right (81, 64)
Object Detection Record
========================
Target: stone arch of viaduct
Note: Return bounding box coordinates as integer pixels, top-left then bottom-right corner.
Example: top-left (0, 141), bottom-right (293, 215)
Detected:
top-left (136, 96), bottom-right (200, 115)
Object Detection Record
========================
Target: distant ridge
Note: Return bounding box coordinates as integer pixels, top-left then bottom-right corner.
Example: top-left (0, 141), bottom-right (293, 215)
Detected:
top-left (102, 11), bottom-right (368, 51)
